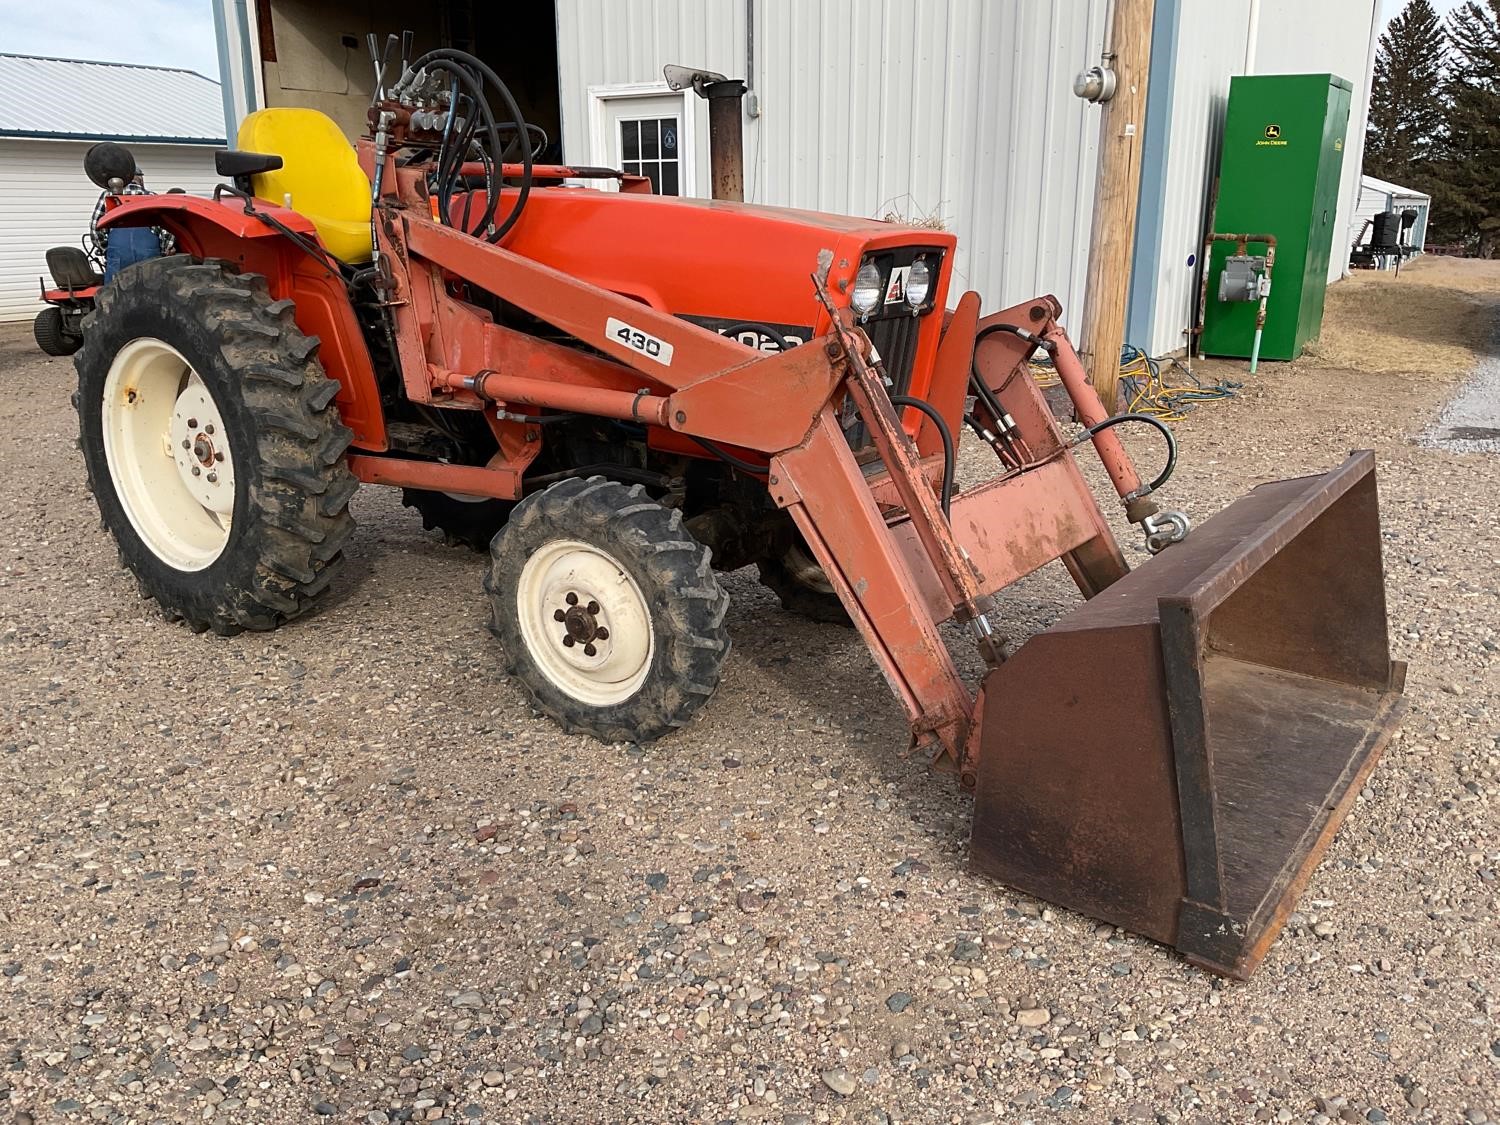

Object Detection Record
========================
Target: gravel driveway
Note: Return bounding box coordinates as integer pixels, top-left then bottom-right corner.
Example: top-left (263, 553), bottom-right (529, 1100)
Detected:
top-left (1, 259), bottom-right (1496, 1124)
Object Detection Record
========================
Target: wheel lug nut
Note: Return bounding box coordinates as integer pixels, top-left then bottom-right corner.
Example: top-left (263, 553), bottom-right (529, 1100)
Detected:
top-left (181, 439), bottom-right (191, 450)
top-left (595, 627), bottom-right (609, 641)
top-left (565, 592), bottom-right (579, 606)
top-left (191, 466), bottom-right (201, 476)
top-left (215, 452), bottom-right (225, 462)
top-left (553, 609), bottom-right (566, 622)
top-left (205, 423), bottom-right (215, 435)
top-left (562, 635), bottom-right (575, 647)
top-left (586, 601), bottom-right (600, 615)
top-left (187, 418), bottom-right (198, 428)
top-left (583, 643), bottom-right (597, 657)
top-left (207, 472), bottom-right (218, 483)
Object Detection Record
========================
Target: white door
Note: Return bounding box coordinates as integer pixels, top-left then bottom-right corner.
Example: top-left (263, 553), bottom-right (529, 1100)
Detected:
top-left (590, 89), bottom-right (697, 197)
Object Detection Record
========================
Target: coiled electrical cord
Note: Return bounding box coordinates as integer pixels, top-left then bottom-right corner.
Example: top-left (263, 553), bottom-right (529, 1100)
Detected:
top-left (890, 395), bottom-right (955, 517)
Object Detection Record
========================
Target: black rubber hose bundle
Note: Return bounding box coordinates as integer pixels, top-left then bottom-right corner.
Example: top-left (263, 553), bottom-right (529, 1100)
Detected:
top-left (410, 47), bottom-right (534, 244)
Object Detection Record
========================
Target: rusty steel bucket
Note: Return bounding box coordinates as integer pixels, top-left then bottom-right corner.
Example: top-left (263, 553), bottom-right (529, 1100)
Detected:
top-left (969, 452), bottom-right (1404, 978)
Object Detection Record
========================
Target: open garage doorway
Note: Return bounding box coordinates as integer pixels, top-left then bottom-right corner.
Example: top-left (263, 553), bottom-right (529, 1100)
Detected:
top-left (250, 0), bottom-right (561, 160)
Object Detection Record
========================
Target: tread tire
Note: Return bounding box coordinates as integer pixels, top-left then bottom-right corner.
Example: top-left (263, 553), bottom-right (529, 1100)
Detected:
top-left (485, 476), bottom-right (730, 743)
top-left (757, 535), bottom-right (851, 627)
top-left (401, 487), bottom-right (514, 551)
top-left (35, 306), bottom-right (80, 356)
top-left (74, 255), bottom-right (356, 635)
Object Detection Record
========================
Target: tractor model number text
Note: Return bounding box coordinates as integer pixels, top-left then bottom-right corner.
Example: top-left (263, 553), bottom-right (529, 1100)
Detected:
top-left (606, 318), bottom-right (674, 366)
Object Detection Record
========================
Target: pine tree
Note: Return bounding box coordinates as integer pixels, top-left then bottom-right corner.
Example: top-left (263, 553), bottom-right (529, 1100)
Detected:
top-left (1365, 0), bottom-right (1449, 185)
top-left (1436, 0), bottom-right (1500, 255)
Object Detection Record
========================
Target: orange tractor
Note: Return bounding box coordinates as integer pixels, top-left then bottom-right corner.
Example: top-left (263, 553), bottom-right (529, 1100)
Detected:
top-left (75, 42), bottom-right (1403, 978)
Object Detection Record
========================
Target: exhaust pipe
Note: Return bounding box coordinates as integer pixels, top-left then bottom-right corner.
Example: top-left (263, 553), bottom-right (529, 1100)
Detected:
top-left (663, 64), bottom-right (748, 202)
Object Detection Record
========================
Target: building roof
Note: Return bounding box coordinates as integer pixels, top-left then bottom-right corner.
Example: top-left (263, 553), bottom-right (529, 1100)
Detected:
top-left (0, 53), bottom-right (224, 145)
top-left (1360, 173), bottom-right (1431, 204)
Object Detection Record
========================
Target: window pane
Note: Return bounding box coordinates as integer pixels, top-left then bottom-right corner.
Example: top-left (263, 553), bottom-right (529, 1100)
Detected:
top-left (642, 119), bottom-right (660, 158)
top-left (645, 164), bottom-right (662, 194)
top-left (661, 121), bottom-right (678, 155)
top-left (623, 160), bottom-right (641, 176)
top-left (621, 120), bottom-right (639, 161)
top-left (661, 162), bottom-right (679, 196)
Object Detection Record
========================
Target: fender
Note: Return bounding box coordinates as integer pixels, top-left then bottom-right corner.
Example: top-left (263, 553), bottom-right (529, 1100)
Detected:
top-left (98, 194), bottom-right (387, 450)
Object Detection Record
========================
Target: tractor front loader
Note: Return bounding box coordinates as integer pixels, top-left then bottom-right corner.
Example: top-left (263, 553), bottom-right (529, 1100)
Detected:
top-left (75, 42), bottom-right (1403, 978)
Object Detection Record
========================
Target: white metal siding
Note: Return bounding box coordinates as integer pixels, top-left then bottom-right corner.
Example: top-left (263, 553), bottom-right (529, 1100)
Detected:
top-left (0, 140), bottom-right (222, 322)
top-left (557, 0), bottom-right (1110, 324)
top-left (1134, 0), bottom-right (1253, 356)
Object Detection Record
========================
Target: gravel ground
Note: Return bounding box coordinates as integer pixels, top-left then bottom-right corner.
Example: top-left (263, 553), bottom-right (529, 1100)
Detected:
top-left (1, 259), bottom-right (1497, 1125)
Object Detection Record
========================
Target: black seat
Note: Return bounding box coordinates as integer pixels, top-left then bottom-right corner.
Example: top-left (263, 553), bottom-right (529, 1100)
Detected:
top-left (215, 149), bottom-right (284, 178)
top-left (46, 246), bottom-right (103, 289)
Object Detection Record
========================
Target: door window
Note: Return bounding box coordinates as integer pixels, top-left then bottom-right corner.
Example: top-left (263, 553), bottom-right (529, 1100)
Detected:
top-left (619, 117), bottom-right (681, 196)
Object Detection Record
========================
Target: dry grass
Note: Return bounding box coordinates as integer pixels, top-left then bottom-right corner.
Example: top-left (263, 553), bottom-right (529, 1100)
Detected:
top-left (1300, 256), bottom-right (1500, 377)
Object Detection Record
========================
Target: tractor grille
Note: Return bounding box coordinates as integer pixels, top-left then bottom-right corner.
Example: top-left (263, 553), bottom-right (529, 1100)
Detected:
top-left (866, 314), bottom-right (922, 398)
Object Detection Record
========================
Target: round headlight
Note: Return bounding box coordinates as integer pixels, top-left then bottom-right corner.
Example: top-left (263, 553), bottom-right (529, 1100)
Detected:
top-left (906, 256), bottom-right (932, 308)
top-left (851, 259), bottom-right (882, 316)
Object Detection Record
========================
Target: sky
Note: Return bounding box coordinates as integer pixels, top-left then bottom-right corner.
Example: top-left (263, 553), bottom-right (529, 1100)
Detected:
top-left (0, 0), bottom-right (1479, 85)
top-left (0, 0), bottom-right (221, 79)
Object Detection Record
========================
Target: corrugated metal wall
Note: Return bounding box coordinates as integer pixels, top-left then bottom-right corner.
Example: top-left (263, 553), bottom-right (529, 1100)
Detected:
top-left (1129, 0), bottom-right (1254, 356)
top-left (198, 0), bottom-right (1379, 355)
top-left (556, 0), bottom-right (1111, 326)
top-left (0, 141), bottom-right (223, 322)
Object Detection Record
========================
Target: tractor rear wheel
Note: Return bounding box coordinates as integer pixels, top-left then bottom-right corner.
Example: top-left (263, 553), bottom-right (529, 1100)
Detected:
top-left (486, 477), bottom-right (730, 743)
top-left (401, 487), bottom-right (514, 551)
top-left (35, 306), bottom-right (80, 356)
top-left (757, 534), bottom-right (851, 626)
top-left (74, 256), bottom-right (356, 634)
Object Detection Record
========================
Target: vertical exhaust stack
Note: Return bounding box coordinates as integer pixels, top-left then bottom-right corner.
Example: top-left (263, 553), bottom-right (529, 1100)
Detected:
top-left (969, 451), bottom-right (1404, 978)
top-left (663, 64), bottom-right (748, 202)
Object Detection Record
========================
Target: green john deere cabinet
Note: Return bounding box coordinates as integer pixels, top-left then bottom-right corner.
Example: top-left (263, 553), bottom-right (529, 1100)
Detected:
top-left (1200, 73), bottom-right (1351, 362)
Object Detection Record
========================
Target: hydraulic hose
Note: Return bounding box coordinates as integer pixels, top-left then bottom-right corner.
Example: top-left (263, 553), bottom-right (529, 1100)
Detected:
top-left (1077, 412), bottom-right (1177, 492)
top-left (411, 48), bottom-right (534, 243)
top-left (890, 395), bottom-right (955, 517)
top-left (690, 436), bottom-right (769, 476)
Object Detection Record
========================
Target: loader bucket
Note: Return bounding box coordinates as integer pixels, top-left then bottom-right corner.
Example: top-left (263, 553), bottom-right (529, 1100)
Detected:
top-left (969, 452), bottom-right (1404, 978)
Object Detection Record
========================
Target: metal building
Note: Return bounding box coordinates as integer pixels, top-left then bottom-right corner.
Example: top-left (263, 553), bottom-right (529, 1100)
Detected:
top-left (212, 0), bottom-right (1381, 358)
top-left (0, 55), bottom-right (226, 322)
top-left (1351, 174), bottom-right (1431, 266)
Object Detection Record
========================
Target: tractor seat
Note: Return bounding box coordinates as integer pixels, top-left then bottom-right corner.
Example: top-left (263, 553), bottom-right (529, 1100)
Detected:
top-left (46, 246), bottom-right (103, 289)
top-left (233, 108), bottom-right (373, 264)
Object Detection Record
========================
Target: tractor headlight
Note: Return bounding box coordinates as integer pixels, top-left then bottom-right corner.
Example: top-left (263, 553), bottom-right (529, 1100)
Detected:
top-left (906, 256), bottom-right (932, 308)
top-left (851, 259), bottom-right (883, 317)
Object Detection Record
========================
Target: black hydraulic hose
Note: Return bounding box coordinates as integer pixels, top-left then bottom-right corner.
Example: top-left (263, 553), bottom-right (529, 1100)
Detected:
top-left (1078, 412), bottom-right (1178, 493)
top-left (890, 395), bottom-right (955, 517)
top-left (412, 48), bottom-right (534, 243)
top-left (690, 436), bottom-right (768, 476)
top-left (429, 62), bottom-right (503, 237)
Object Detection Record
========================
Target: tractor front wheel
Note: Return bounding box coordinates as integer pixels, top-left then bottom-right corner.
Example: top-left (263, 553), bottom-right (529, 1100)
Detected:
top-left (74, 256), bottom-right (356, 634)
top-left (757, 534), bottom-right (851, 626)
top-left (401, 487), bottom-right (514, 551)
top-left (486, 477), bottom-right (730, 743)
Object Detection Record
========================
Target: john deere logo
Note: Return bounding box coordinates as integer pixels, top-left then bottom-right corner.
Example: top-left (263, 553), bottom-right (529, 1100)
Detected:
top-left (1256, 123), bottom-right (1287, 147)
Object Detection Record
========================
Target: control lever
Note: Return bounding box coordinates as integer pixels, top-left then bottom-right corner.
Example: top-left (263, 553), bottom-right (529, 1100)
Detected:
top-left (367, 33), bottom-right (397, 102)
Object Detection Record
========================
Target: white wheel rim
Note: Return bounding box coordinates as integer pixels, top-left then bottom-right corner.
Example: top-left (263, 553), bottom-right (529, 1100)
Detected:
top-left (101, 337), bottom-right (236, 571)
top-left (516, 539), bottom-right (654, 706)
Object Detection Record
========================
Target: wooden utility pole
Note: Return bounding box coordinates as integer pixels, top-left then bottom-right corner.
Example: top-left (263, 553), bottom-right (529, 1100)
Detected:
top-left (1079, 0), bottom-right (1154, 412)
